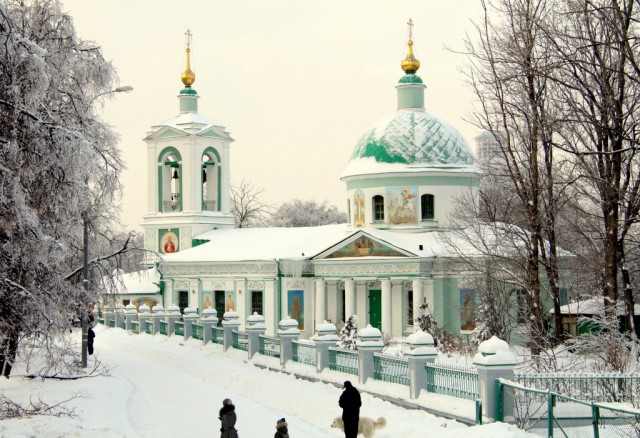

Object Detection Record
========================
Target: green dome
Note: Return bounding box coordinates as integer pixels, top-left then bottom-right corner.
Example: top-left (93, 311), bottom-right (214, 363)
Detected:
top-left (349, 111), bottom-right (475, 166)
top-left (398, 73), bottom-right (423, 84)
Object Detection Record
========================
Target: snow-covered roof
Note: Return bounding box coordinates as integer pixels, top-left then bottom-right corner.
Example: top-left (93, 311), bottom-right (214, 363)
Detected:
top-left (107, 266), bottom-right (161, 295)
top-left (146, 112), bottom-right (231, 138)
top-left (342, 111), bottom-right (479, 179)
top-left (552, 297), bottom-right (640, 316)
top-left (161, 224), bottom-right (463, 264)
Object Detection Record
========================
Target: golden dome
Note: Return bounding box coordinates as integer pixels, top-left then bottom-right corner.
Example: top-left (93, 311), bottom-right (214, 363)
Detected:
top-left (401, 39), bottom-right (420, 73)
top-left (181, 47), bottom-right (196, 87)
top-left (181, 30), bottom-right (196, 87)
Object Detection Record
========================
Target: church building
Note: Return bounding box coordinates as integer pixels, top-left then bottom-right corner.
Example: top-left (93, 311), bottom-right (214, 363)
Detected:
top-left (125, 25), bottom-right (488, 339)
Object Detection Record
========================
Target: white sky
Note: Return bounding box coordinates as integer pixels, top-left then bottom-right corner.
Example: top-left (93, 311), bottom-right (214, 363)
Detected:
top-left (61, 1), bottom-right (484, 231)
top-left (1, 326), bottom-right (536, 437)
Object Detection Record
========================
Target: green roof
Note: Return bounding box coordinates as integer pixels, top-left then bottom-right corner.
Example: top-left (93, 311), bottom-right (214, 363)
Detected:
top-left (349, 111), bottom-right (475, 166)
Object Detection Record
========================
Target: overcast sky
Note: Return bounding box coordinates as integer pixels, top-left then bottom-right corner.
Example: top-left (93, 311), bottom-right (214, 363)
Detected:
top-left (61, 0), bottom-right (484, 231)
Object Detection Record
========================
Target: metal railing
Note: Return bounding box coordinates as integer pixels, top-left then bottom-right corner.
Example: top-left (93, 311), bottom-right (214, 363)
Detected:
top-left (232, 330), bottom-right (248, 351)
top-left (259, 335), bottom-right (280, 358)
top-left (292, 341), bottom-right (316, 366)
top-left (426, 362), bottom-right (479, 400)
top-left (211, 326), bottom-right (223, 344)
top-left (159, 321), bottom-right (167, 335)
top-left (497, 379), bottom-right (640, 437)
top-left (192, 323), bottom-right (203, 341)
top-left (131, 320), bottom-right (139, 333)
top-left (329, 348), bottom-right (358, 376)
top-left (373, 353), bottom-right (409, 386)
top-left (515, 371), bottom-right (640, 405)
top-left (145, 320), bottom-right (153, 334)
top-left (174, 321), bottom-right (184, 336)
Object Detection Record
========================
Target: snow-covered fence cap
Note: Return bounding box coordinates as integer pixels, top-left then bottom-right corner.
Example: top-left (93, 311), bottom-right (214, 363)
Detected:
top-left (166, 304), bottom-right (181, 316)
top-left (407, 329), bottom-right (434, 347)
top-left (358, 324), bottom-right (382, 341)
top-left (151, 304), bottom-right (165, 314)
top-left (115, 303), bottom-right (126, 313)
top-left (223, 310), bottom-right (240, 321)
top-left (316, 320), bottom-right (337, 336)
top-left (202, 308), bottom-right (218, 319)
top-left (246, 312), bottom-right (265, 325)
top-left (183, 307), bottom-right (198, 315)
top-left (473, 336), bottom-right (517, 367)
top-left (278, 315), bottom-right (300, 336)
top-left (139, 303), bottom-right (151, 314)
top-left (125, 304), bottom-right (137, 314)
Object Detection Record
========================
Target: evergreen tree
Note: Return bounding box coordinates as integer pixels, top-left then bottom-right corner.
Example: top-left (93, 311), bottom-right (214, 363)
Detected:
top-left (338, 315), bottom-right (358, 350)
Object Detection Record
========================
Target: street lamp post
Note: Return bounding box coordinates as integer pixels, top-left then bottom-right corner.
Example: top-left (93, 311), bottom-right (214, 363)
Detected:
top-left (81, 85), bottom-right (133, 368)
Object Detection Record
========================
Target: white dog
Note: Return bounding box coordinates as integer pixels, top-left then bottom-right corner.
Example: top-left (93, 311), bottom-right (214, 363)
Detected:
top-left (331, 416), bottom-right (387, 438)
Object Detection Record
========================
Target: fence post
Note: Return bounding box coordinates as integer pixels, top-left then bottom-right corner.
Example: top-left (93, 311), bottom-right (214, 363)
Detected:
top-left (124, 304), bottom-right (137, 331)
top-left (404, 330), bottom-right (437, 399)
top-left (201, 308), bottom-right (218, 345)
top-left (115, 304), bottom-right (126, 329)
top-left (138, 303), bottom-right (151, 334)
top-left (151, 305), bottom-right (165, 335)
top-left (278, 316), bottom-right (301, 366)
top-left (356, 325), bottom-right (384, 385)
top-left (104, 304), bottom-right (115, 328)
top-left (592, 405), bottom-right (600, 438)
top-left (314, 321), bottom-right (338, 373)
top-left (222, 310), bottom-right (241, 352)
top-left (473, 336), bottom-right (517, 421)
top-left (183, 307), bottom-right (198, 341)
top-left (246, 312), bottom-right (266, 359)
top-left (165, 305), bottom-right (181, 336)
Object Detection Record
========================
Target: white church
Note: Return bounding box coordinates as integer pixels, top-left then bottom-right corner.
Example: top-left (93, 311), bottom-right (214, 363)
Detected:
top-left (115, 25), bottom-right (489, 339)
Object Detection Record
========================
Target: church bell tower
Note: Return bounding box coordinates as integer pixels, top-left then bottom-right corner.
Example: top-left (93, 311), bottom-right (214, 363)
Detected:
top-left (141, 30), bottom-right (235, 257)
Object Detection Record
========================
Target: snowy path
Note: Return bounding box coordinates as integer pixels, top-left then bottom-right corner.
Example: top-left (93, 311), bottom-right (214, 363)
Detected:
top-left (0, 326), bottom-right (535, 437)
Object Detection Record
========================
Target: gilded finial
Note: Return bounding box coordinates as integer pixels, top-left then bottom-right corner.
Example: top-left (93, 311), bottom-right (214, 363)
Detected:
top-left (401, 19), bottom-right (420, 73)
top-left (181, 29), bottom-right (196, 87)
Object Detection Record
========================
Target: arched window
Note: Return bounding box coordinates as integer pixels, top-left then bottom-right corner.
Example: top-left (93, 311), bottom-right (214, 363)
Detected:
top-left (373, 195), bottom-right (385, 222)
top-left (201, 148), bottom-right (220, 211)
top-left (421, 194), bottom-right (434, 220)
top-left (158, 148), bottom-right (182, 213)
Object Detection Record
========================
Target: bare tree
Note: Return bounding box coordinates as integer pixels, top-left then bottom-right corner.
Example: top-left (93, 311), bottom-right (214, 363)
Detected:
top-left (268, 199), bottom-right (347, 228)
top-left (230, 179), bottom-right (270, 228)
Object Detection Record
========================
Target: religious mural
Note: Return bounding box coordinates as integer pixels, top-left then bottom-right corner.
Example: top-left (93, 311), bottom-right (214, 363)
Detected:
top-left (325, 235), bottom-right (406, 258)
top-left (387, 186), bottom-right (418, 224)
top-left (225, 291), bottom-right (237, 312)
top-left (201, 291), bottom-right (214, 310)
top-left (288, 290), bottom-right (304, 329)
top-left (460, 289), bottom-right (476, 331)
top-left (159, 229), bottom-right (179, 254)
top-left (353, 190), bottom-right (365, 227)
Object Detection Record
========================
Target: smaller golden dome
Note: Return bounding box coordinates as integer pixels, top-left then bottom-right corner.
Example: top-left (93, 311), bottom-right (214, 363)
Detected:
top-left (401, 39), bottom-right (420, 73)
top-left (181, 48), bottom-right (196, 86)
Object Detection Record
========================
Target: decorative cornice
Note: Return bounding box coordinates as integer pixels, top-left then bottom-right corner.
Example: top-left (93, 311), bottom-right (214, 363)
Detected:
top-left (162, 262), bottom-right (277, 277)
top-left (315, 263), bottom-right (421, 276)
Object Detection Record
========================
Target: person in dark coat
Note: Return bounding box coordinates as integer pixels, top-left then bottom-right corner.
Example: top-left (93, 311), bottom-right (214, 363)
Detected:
top-left (274, 417), bottom-right (289, 438)
top-left (219, 398), bottom-right (239, 438)
top-left (338, 380), bottom-right (361, 438)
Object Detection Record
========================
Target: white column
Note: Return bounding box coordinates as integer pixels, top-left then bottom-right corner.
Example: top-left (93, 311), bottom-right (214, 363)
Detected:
top-left (314, 278), bottom-right (326, 326)
top-left (381, 279), bottom-right (392, 334)
top-left (345, 279), bottom-right (355, 322)
top-left (413, 278), bottom-right (424, 329)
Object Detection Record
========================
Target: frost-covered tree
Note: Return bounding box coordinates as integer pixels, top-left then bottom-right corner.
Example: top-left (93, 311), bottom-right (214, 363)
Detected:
top-left (268, 199), bottom-right (347, 228)
top-left (0, 0), bottom-right (140, 379)
top-left (338, 315), bottom-right (358, 350)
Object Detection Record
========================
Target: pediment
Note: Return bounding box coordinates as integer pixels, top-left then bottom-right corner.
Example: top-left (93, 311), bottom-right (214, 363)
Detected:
top-left (144, 126), bottom-right (187, 141)
top-left (313, 231), bottom-right (416, 260)
top-left (196, 126), bottom-right (233, 140)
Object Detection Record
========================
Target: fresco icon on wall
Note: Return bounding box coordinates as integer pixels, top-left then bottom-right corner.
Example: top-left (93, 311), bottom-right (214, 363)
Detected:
top-left (225, 291), bottom-right (236, 312)
top-left (288, 290), bottom-right (304, 329)
top-left (387, 186), bottom-right (418, 224)
top-left (460, 289), bottom-right (476, 331)
top-left (326, 235), bottom-right (405, 258)
top-left (159, 229), bottom-right (179, 254)
top-left (353, 190), bottom-right (365, 227)
top-left (202, 291), bottom-right (214, 310)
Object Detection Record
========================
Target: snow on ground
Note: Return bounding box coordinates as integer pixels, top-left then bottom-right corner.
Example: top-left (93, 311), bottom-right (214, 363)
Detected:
top-left (0, 326), bottom-right (536, 437)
